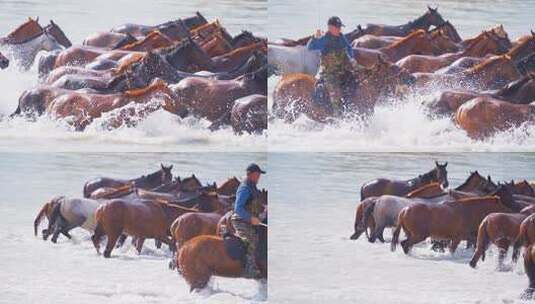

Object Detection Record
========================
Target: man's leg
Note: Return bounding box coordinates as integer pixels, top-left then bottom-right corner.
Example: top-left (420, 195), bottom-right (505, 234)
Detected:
top-left (232, 219), bottom-right (260, 278)
top-left (324, 78), bottom-right (344, 116)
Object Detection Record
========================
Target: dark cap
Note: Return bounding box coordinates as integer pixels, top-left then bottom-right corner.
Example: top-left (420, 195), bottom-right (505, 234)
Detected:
top-left (328, 16), bottom-right (344, 28)
top-left (246, 163), bottom-right (266, 174)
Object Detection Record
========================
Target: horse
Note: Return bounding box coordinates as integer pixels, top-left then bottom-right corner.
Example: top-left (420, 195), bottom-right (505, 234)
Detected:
top-left (168, 66), bottom-right (267, 123)
top-left (83, 164), bottom-right (173, 198)
top-left (216, 177), bottom-right (241, 196)
top-left (391, 186), bottom-right (519, 255)
top-left (34, 196), bottom-right (63, 238)
top-left (272, 55), bottom-right (415, 122)
top-left (512, 214), bottom-right (535, 263)
top-left (211, 41), bottom-right (267, 72)
top-left (455, 95), bottom-right (535, 139)
top-left (425, 72), bottom-right (535, 117)
top-left (397, 27), bottom-right (512, 74)
top-left (470, 205), bottom-right (535, 269)
top-left (455, 171), bottom-right (497, 195)
top-left (169, 212), bottom-right (223, 252)
top-left (177, 218), bottom-right (267, 291)
top-left (0, 52), bottom-right (9, 69)
top-left (91, 199), bottom-right (198, 257)
top-left (230, 94), bottom-right (267, 134)
top-left (110, 12), bottom-right (207, 37)
top-left (521, 244), bottom-right (535, 300)
top-left (267, 44), bottom-right (320, 75)
top-left (83, 31), bottom-right (137, 49)
top-left (0, 17), bottom-right (43, 45)
top-left (363, 6), bottom-right (445, 37)
top-left (360, 161), bottom-right (448, 201)
top-left (44, 197), bottom-right (104, 243)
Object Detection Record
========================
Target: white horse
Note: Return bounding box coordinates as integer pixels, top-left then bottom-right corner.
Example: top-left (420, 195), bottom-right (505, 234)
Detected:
top-left (268, 44), bottom-right (320, 76)
top-left (4, 31), bottom-right (63, 70)
top-left (45, 196), bottom-right (105, 243)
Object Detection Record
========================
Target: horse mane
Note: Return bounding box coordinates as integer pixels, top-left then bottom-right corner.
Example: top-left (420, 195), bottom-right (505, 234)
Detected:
top-left (453, 195), bottom-right (499, 204)
top-left (120, 31), bottom-right (173, 51)
top-left (124, 78), bottom-right (168, 97)
top-left (215, 40), bottom-right (266, 59)
top-left (385, 29), bottom-right (426, 49)
top-left (507, 35), bottom-right (535, 57)
top-left (406, 182), bottom-right (442, 198)
top-left (455, 171), bottom-right (481, 190)
top-left (190, 20), bottom-right (219, 36)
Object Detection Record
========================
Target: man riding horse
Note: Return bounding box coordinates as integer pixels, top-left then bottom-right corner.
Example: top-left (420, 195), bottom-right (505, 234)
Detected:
top-left (231, 163), bottom-right (265, 279)
top-left (307, 16), bottom-right (357, 116)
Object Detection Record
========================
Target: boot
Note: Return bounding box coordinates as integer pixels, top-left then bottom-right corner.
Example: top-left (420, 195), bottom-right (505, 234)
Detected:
top-left (242, 252), bottom-right (261, 279)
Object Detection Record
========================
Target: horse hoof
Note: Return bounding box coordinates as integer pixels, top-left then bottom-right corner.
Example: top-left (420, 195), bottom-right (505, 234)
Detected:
top-left (168, 260), bottom-right (176, 270)
top-left (469, 261), bottom-right (477, 268)
top-left (103, 252), bottom-right (111, 258)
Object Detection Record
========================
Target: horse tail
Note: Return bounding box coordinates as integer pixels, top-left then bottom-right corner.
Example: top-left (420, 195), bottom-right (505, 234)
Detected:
top-left (9, 104), bottom-right (21, 118)
top-left (513, 223), bottom-right (529, 263)
top-left (360, 186), bottom-right (365, 201)
top-left (34, 202), bottom-right (51, 236)
top-left (361, 199), bottom-right (376, 240)
top-left (391, 208), bottom-right (405, 252)
top-left (92, 206), bottom-right (106, 250)
top-left (48, 202), bottom-right (63, 230)
top-left (470, 219), bottom-right (490, 267)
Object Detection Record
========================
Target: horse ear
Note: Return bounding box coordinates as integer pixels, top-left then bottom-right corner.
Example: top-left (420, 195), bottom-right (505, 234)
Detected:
top-left (161, 163), bottom-right (164, 169)
top-left (357, 24), bottom-right (362, 31)
top-left (531, 29), bottom-right (535, 36)
top-left (169, 165), bottom-right (173, 170)
top-left (444, 162), bottom-right (448, 167)
top-left (36, 16), bottom-right (39, 23)
top-left (435, 161), bottom-right (439, 166)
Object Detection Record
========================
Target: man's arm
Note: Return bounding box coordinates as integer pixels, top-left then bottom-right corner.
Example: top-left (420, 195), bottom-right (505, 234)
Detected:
top-left (307, 35), bottom-right (326, 51)
top-left (234, 185), bottom-right (252, 222)
top-left (342, 35), bottom-right (354, 58)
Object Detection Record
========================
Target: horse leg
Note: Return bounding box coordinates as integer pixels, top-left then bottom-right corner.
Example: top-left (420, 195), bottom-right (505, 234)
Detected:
top-left (155, 239), bottom-right (162, 249)
top-left (115, 234), bottom-right (128, 248)
top-left (135, 238), bottom-right (145, 254)
top-left (91, 222), bottom-right (106, 254)
top-left (449, 239), bottom-right (461, 255)
top-left (402, 233), bottom-right (427, 255)
top-left (51, 216), bottom-right (69, 243)
top-left (369, 224), bottom-right (386, 243)
top-left (104, 230), bottom-right (121, 258)
top-left (496, 239), bottom-right (510, 271)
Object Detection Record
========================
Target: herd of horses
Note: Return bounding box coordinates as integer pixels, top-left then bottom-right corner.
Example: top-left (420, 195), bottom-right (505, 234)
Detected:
top-left (351, 161), bottom-right (535, 298)
top-left (269, 7), bottom-right (535, 139)
top-left (33, 164), bottom-right (268, 291)
top-left (1, 13), bottom-right (267, 134)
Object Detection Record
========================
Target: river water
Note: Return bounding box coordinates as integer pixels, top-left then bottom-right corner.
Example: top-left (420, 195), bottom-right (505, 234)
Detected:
top-left (268, 0), bottom-right (535, 152)
top-left (269, 152), bottom-right (535, 303)
top-left (0, 152), bottom-right (267, 303)
top-left (0, 0), bottom-right (267, 152)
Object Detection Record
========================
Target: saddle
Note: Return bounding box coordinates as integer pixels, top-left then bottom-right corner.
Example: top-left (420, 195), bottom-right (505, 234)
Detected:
top-left (223, 232), bottom-right (248, 266)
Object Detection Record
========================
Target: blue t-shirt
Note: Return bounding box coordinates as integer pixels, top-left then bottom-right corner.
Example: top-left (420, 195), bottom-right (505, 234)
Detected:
top-left (307, 32), bottom-right (353, 59)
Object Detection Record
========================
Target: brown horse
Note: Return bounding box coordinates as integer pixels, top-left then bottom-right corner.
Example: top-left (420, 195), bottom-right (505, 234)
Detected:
top-left (212, 41), bottom-right (267, 72)
top-left (272, 56), bottom-right (415, 122)
top-left (83, 31), bottom-right (137, 49)
top-left (0, 17), bottom-right (43, 45)
top-left (522, 244), bottom-right (535, 299)
top-left (110, 12), bottom-right (207, 37)
top-left (177, 220), bottom-right (267, 291)
top-left (398, 28), bottom-right (511, 73)
top-left (168, 66), bottom-right (267, 123)
top-left (455, 95), bottom-right (535, 139)
top-left (216, 177), bottom-right (241, 196)
top-left (391, 186), bottom-right (518, 254)
top-left (455, 171), bottom-right (497, 195)
top-left (513, 214), bottom-right (535, 263)
top-left (170, 212), bottom-right (222, 250)
top-left (34, 196), bottom-right (64, 238)
top-left (230, 94), bottom-right (267, 134)
top-left (363, 6), bottom-right (445, 37)
top-left (92, 199), bottom-right (198, 257)
top-left (470, 205), bottom-right (535, 269)
top-left (426, 72), bottom-right (535, 117)
top-left (360, 162), bottom-right (448, 201)
top-left (406, 182), bottom-right (447, 199)
top-left (119, 31), bottom-right (175, 52)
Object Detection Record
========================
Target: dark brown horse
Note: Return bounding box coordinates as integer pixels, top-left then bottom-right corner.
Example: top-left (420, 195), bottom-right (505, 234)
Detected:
top-left (470, 205), bottom-right (535, 269)
top-left (110, 12), bottom-right (207, 37)
top-left (391, 186), bottom-right (518, 255)
top-left (177, 219), bottom-right (267, 291)
top-left (363, 6), bottom-right (445, 37)
top-left (454, 171), bottom-right (497, 195)
top-left (360, 161), bottom-right (448, 200)
top-left (83, 164), bottom-right (173, 198)
top-left (216, 177), bottom-right (241, 196)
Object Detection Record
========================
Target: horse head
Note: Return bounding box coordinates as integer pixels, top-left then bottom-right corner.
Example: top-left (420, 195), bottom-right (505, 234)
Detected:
top-left (44, 20), bottom-right (72, 48)
top-left (1, 17), bottom-right (43, 45)
top-left (420, 5), bottom-right (445, 28)
top-left (434, 161), bottom-right (449, 188)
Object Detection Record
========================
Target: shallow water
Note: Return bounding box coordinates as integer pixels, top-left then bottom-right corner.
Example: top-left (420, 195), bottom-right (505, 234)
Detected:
top-left (268, 0), bottom-right (535, 151)
top-left (269, 152), bottom-right (535, 303)
top-left (0, 152), bottom-right (268, 303)
top-left (0, 0), bottom-right (267, 152)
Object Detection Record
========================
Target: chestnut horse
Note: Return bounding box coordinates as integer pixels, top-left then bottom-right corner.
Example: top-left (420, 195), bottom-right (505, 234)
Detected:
top-left (216, 176), bottom-right (241, 196)
top-left (522, 244), bottom-right (535, 299)
top-left (177, 219), bottom-right (267, 291)
top-left (513, 214), bottom-right (535, 263)
top-left (83, 164), bottom-right (173, 198)
top-left (360, 161), bottom-right (448, 200)
top-left (363, 6), bottom-right (445, 37)
top-left (272, 55), bottom-right (415, 122)
top-left (91, 199), bottom-right (198, 257)
top-left (350, 197), bottom-right (378, 241)
top-left (170, 212), bottom-right (223, 250)
top-left (391, 186), bottom-right (519, 254)
top-left (230, 94), bottom-right (267, 134)
top-left (470, 205), bottom-right (535, 269)
top-left (455, 95), bottom-right (535, 139)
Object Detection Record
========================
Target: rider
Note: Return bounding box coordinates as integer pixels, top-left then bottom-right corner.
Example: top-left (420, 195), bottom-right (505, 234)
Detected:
top-left (307, 16), bottom-right (356, 115)
top-left (231, 163), bottom-right (265, 279)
